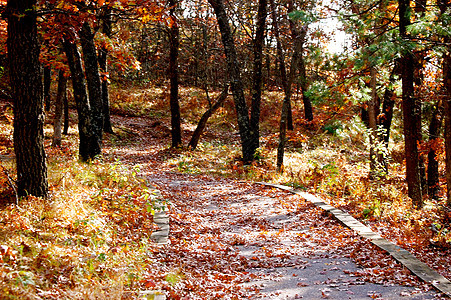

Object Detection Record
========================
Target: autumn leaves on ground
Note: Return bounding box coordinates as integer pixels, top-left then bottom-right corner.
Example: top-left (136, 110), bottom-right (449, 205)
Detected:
top-left (0, 85), bottom-right (449, 298)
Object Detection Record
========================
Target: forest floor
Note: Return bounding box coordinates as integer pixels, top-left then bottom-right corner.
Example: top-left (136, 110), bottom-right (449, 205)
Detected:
top-left (0, 85), bottom-right (450, 298)
top-left (103, 112), bottom-right (445, 299)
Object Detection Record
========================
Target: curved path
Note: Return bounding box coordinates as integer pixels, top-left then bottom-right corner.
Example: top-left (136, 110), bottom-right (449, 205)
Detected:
top-left (144, 170), bottom-right (442, 299)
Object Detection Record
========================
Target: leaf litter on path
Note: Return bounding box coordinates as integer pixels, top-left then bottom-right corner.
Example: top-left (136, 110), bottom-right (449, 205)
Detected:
top-left (141, 170), bottom-right (442, 299)
top-left (101, 115), bottom-right (446, 299)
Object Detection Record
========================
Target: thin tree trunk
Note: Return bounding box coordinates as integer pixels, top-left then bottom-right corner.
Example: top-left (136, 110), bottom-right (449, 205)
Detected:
top-left (271, 0), bottom-right (287, 171)
top-left (368, 66), bottom-right (379, 177)
top-left (63, 88), bottom-right (69, 135)
top-left (399, 0), bottom-right (423, 207)
top-left (266, 54), bottom-right (271, 88)
top-left (379, 62), bottom-right (399, 148)
top-left (208, 0), bottom-right (255, 162)
top-left (439, 0), bottom-right (451, 207)
top-left (168, 0), bottom-right (182, 148)
top-left (274, 0), bottom-right (306, 171)
top-left (63, 38), bottom-right (100, 161)
top-left (270, 0), bottom-right (288, 94)
top-left (43, 66), bottom-right (51, 112)
top-left (286, 0), bottom-right (299, 131)
top-left (53, 69), bottom-right (67, 147)
top-left (299, 51), bottom-right (313, 121)
top-left (99, 8), bottom-right (114, 134)
top-left (277, 94), bottom-right (290, 172)
top-left (250, 0), bottom-right (267, 152)
top-left (427, 101), bottom-right (443, 200)
top-left (80, 22), bottom-right (104, 151)
top-left (7, 0), bottom-right (48, 198)
top-left (188, 85), bottom-right (229, 150)
top-left (276, 33), bottom-right (305, 171)
top-left (444, 55), bottom-right (451, 207)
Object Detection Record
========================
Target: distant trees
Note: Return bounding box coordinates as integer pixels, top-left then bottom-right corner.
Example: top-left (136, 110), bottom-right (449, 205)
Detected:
top-left (336, 0), bottom-right (451, 208)
top-left (3, 0), bottom-right (451, 207)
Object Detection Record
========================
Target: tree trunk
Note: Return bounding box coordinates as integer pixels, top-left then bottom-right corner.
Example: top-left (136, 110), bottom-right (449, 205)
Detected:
top-left (63, 38), bottom-right (100, 161)
top-left (188, 85), bottom-right (229, 150)
top-left (7, 0), bottom-right (48, 198)
top-left (379, 62), bottom-right (399, 147)
top-left (438, 0), bottom-right (451, 207)
top-left (168, 0), bottom-right (182, 148)
top-left (299, 51), bottom-right (313, 121)
top-left (368, 66), bottom-right (379, 177)
top-left (270, 0), bottom-right (288, 93)
top-left (208, 0), bottom-right (255, 162)
top-left (274, 0), bottom-right (306, 171)
top-left (276, 31), bottom-right (304, 171)
top-left (250, 0), bottom-right (267, 152)
top-left (80, 22), bottom-right (104, 151)
top-left (43, 66), bottom-right (51, 112)
top-left (427, 101), bottom-right (443, 200)
top-left (99, 8), bottom-right (114, 134)
top-left (444, 55), bottom-right (451, 207)
top-left (63, 87), bottom-right (69, 135)
top-left (277, 93), bottom-right (290, 172)
top-left (399, 0), bottom-right (423, 207)
top-left (52, 69), bottom-right (67, 147)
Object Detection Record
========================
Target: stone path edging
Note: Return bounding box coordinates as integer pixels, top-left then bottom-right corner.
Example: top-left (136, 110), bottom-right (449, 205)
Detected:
top-left (147, 186), bottom-right (170, 245)
top-left (257, 182), bottom-right (451, 298)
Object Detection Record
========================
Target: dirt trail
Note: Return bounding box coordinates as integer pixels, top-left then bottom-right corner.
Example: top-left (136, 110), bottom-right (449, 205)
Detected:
top-left (105, 116), bottom-right (442, 298)
top-left (143, 170), bottom-right (440, 299)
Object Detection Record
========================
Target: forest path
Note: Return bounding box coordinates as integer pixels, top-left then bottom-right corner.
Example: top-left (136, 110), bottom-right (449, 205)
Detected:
top-left (104, 115), bottom-right (441, 298)
top-left (142, 169), bottom-right (439, 299)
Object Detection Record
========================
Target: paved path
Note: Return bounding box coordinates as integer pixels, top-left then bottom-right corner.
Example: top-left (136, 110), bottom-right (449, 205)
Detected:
top-left (144, 171), bottom-right (444, 299)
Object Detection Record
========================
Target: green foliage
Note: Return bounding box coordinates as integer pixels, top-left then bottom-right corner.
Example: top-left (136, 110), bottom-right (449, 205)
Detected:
top-left (322, 121), bottom-right (343, 135)
top-left (305, 81), bottom-right (331, 104)
top-left (288, 10), bottom-right (317, 24)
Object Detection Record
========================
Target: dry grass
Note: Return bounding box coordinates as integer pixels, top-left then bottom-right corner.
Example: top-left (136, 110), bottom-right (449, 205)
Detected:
top-left (0, 113), bottom-right (164, 298)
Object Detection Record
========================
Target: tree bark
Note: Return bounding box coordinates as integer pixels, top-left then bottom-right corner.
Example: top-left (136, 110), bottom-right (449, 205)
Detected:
top-left (299, 51), bottom-right (313, 121)
top-left (444, 54), bottom-right (451, 207)
top-left (63, 38), bottom-right (100, 161)
top-left (270, 0), bottom-right (288, 94)
top-left (208, 0), bottom-right (255, 162)
top-left (250, 0), bottom-right (267, 152)
top-left (439, 0), bottom-right (451, 207)
top-left (43, 66), bottom-right (51, 112)
top-left (379, 62), bottom-right (399, 148)
top-left (273, 0), bottom-right (306, 171)
top-left (276, 29), bottom-right (305, 171)
top-left (368, 66), bottom-right (379, 177)
top-left (427, 101), bottom-right (443, 200)
top-left (99, 8), bottom-right (114, 134)
top-left (168, 0), bottom-right (182, 148)
top-left (188, 85), bottom-right (229, 150)
top-left (7, 0), bottom-right (48, 198)
top-left (63, 88), bottom-right (69, 135)
top-left (52, 69), bottom-right (67, 147)
top-left (80, 22), bottom-right (104, 151)
top-left (399, 0), bottom-right (423, 207)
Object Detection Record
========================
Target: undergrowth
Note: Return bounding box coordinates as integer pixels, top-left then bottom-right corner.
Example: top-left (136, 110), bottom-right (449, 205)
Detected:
top-left (151, 87), bottom-right (451, 278)
top-left (0, 119), bottom-right (165, 298)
